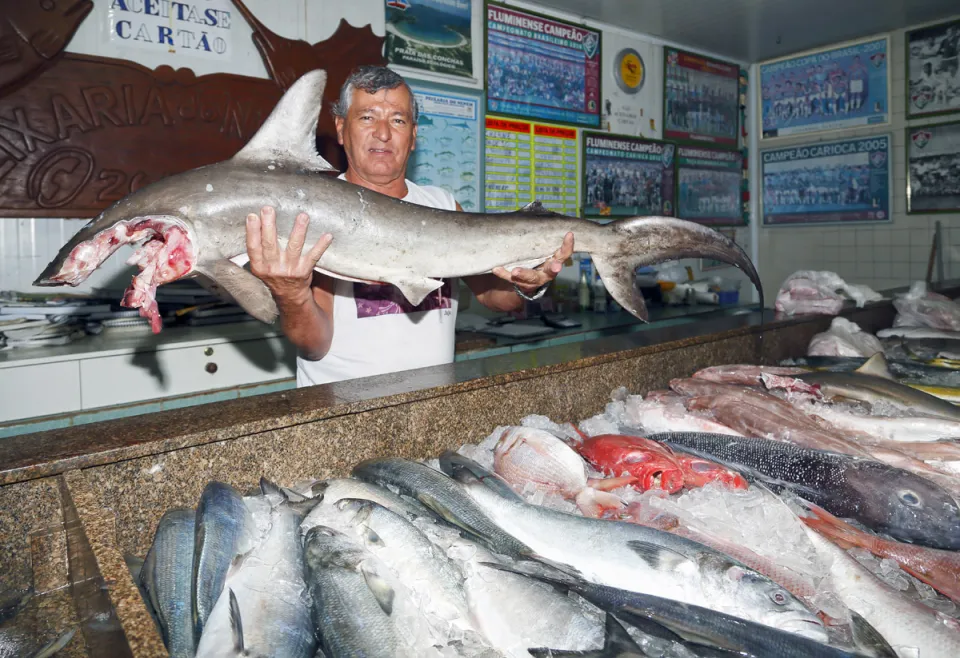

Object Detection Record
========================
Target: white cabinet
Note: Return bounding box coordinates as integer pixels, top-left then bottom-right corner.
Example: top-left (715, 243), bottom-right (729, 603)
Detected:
top-left (0, 361), bottom-right (82, 422)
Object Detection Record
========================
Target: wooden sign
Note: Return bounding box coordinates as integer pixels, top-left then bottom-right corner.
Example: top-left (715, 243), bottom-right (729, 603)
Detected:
top-left (0, 0), bottom-right (386, 218)
top-left (0, 0), bottom-right (94, 95)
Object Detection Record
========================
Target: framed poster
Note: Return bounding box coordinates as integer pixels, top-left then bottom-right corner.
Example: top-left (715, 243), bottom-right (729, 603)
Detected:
top-left (907, 120), bottom-right (960, 214)
top-left (484, 115), bottom-right (579, 215)
top-left (759, 35), bottom-right (890, 139)
top-left (582, 131), bottom-right (676, 219)
top-left (408, 81), bottom-right (483, 211)
top-left (761, 135), bottom-right (892, 226)
top-left (485, 1), bottom-right (601, 127)
top-left (601, 32), bottom-right (663, 139)
top-left (676, 145), bottom-right (745, 226)
top-left (906, 18), bottom-right (960, 119)
top-left (663, 47), bottom-right (740, 147)
top-left (385, 0), bottom-right (473, 79)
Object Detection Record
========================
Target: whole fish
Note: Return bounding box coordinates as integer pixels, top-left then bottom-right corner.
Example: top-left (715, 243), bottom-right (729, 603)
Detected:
top-left (486, 561), bottom-right (856, 658)
top-left (782, 355), bottom-right (960, 387)
top-left (33, 70), bottom-right (762, 333)
top-left (303, 526), bottom-right (413, 658)
top-left (352, 456), bottom-right (533, 557)
top-left (335, 499), bottom-right (476, 635)
top-left (306, 478), bottom-right (430, 520)
top-left (691, 364), bottom-right (812, 390)
top-left (802, 503), bottom-right (960, 604)
top-left (192, 482), bottom-right (251, 640)
top-left (800, 403), bottom-right (960, 443)
top-left (797, 370), bottom-right (960, 421)
top-left (195, 496), bottom-right (315, 658)
top-left (878, 327), bottom-right (960, 340)
top-left (802, 525), bottom-right (960, 658)
top-left (578, 434), bottom-right (747, 492)
top-left (646, 432), bottom-right (960, 550)
top-left (141, 508), bottom-right (196, 658)
top-left (493, 426), bottom-right (629, 516)
top-left (440, 454), bottom-right (827, 641)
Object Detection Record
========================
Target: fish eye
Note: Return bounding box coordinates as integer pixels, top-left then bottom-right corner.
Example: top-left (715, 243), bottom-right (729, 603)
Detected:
top-left (899, 490), bottom-right (921, 507)
top-left (768, 589), bottom-right (789, 605)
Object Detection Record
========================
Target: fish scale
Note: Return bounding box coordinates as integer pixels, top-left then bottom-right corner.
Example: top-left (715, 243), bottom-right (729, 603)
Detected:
top-left (647, 432), bottom-right (960, 551)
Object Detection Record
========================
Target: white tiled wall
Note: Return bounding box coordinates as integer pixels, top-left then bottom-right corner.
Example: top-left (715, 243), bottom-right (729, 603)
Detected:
top-left (757, 19), bottom-right (960, 298)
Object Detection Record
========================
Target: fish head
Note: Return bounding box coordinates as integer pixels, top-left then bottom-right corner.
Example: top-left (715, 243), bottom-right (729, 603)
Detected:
top-left (578, 435), bottom-right (684, 493)
top-left (33, 177), bottom-right (200, 332)
top-left (710, 559), bottom-right (827, 642)
top-left (853, 461), bottom-right (960, 549)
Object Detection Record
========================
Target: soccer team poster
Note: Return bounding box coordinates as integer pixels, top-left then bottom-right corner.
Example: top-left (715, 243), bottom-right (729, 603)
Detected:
top-left (907, 120), bottom-right (960, 214)
top-left (906, 18), bottom-right (960, 119)
top-left (582, 131), bottom-right (676, 219)
top-left (761, 135), bottom-right (893, 226)
top-left (676, 146), bottom-right (745, 226)
top-left (759, 37), bottom-right (890, 139)
top-left (485, 1), bottom-right (602, 127)
top-left (663, 47), bottom-right (741, 147)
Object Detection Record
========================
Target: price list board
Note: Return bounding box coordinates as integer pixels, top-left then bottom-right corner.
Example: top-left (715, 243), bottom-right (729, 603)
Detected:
top-left (532, 124), bottom-right (579, 215)
top-left (484, 116), bottom-right (580, 215)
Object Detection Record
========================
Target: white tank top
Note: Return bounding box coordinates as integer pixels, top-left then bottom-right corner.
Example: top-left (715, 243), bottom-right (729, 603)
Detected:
top-left (296, 177), bottom-right (460, 387)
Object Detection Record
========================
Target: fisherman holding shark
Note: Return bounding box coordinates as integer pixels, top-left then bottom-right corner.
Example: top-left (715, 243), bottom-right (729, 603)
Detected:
top-left (244, 66), bottom-right (576, 387)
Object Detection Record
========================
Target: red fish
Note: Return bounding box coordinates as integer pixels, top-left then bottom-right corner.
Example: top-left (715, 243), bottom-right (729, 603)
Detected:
top-left (576, 434), bottom-right (748, 493)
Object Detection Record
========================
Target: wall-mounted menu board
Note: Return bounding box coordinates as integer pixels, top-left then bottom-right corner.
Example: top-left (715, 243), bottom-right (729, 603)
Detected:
top-left (484, 115), bottom-right (579, 215)
top-left (582, 131), bottom-right (676, 219)
top-left (676, 145), bottom-right (745, 226)
top-left (663, 47), bottom-right (740, 147)
top-left (408, 81), bottom-right (483, 211)
top-left (761, 135), bottom-right (892, 226)
top-left (485, 1), bottom-right (601, 127)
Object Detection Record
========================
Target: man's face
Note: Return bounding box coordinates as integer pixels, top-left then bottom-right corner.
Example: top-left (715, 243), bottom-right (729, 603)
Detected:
top-left (336, 84), bottom-right (417, 185)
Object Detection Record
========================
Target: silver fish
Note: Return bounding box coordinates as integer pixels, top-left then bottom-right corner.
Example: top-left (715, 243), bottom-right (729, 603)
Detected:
top-left (309, 478), bottom-right (430, 519)
top-left (303, 526), bottom-right (413, 658)
top-left (141, 508), bottom-right (197, 658)
top-left (193, 482), bottom-right (251, 640)
top-left (195, 496), bottom-right (315, 658)
top-left (439, 455), bottom-right (826, 641)
top-left (33, 70), bottom-right (762, 332)
top-left (336, 499), bottom-right (475, 636)
top-left (797, 369), bottom-right (960, 421)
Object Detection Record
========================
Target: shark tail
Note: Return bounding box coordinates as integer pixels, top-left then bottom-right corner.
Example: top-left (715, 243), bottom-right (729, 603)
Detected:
top-left (589, 216), bottom-right (763, 321)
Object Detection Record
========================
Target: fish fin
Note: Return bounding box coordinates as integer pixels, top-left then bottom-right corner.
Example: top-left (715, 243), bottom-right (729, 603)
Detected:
top-left (232, 69), bottom-right (336, 173)
top-left (478, 559), bottom-right (581, 588)
top-left (575, 488), bottom-right (625, 518)
top-left (360, 563), bottom-right (395, 615)
top-left (439, 450), bottom-right (524, 501)
top-left (416, 492), bottom-right (483, 537)
top-left (849, 610), bottom-right (898, 658)
top-left (28, 628), bottom-right (76, 658)
top-left (855, 353), bottom-right (895, 380)
top-left (229, 588), bottom-right (245, 654)
top-left (625, 540), bottom-right (692, 571)
top-left (384, 276), bottom-right (444, 307)
top-left (518, 200), bottom-right (563, 217)
top-left (619, 604), bottom-right (726, 648)
top-left (201, 259), bottom-right (279, 324)
top-left (259, 476), bottom-right (286, 499)
top-left (360, 525), bottom-right (386, 549)
top-left (592, 217), bottom-right (763, 322)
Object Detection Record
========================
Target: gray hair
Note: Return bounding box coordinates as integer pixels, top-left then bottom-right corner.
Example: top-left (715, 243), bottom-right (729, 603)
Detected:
top-left (331, 65), bottom-right (419, 124)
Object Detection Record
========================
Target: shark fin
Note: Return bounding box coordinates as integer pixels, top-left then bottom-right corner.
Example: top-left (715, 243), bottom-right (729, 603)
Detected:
top-left (517, 200), bottom-right (563, 218)
top-left (385, 276), bottom-right (444, 306)
top-left (202, 259), bottom-right (279, 324)
top-left (855, 352), bottom-right (895, 380)
top-left (233, 69), bottom-right (337, 173)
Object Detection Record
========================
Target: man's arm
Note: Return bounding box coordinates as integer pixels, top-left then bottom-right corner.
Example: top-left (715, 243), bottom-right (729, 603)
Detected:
top-left (246, 206), bottom-right (335, 360)
top-left (455, 201), bottom-right (575, 312)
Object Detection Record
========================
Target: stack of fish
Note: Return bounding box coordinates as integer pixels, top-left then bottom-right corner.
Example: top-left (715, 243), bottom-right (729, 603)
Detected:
top-left (132, 350), bottom-right (960, 658)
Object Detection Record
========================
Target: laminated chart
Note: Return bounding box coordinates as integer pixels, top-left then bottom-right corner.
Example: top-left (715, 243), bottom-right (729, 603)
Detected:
top-left (484, 116), bottom-right (580, 215)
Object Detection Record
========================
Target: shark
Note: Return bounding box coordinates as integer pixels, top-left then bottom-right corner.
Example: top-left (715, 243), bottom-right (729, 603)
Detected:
top-left (34, 69), bottom-right (762, 333)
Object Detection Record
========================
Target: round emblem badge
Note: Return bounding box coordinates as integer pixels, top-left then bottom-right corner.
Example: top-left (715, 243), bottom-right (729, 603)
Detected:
top-left (615, 48), bottom-right (645, 95)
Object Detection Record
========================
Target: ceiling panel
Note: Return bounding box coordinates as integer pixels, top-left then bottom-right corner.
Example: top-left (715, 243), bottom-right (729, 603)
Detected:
top-left (533, 0), bottom-right (960, 62)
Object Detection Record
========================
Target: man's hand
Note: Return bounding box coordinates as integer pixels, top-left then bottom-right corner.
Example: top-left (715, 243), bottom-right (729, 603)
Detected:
top-left (491, 231), bottom-right (575, 295)
top-left (246, 206), bottom-right (332, 305)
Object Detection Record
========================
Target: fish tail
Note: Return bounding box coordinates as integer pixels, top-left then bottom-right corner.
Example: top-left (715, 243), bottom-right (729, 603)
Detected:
top-left (574, 487), bottom-right (625, 518)
top-left (800, 502), bottom-right (884, 553)
top-left (589, 216), bottom-right (763, 321)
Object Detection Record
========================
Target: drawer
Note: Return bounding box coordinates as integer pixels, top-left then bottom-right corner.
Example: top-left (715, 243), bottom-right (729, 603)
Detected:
top-left (0, 361), bottom-right (82, 422)
top-left (79, 337), bottom-right (296, 410)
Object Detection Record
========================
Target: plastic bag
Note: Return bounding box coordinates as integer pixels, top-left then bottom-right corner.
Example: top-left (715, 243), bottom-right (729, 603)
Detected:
top-left (807, 317), bottom-right (883, 357)
top-left (775, 271), bottom-right (882, 317)
top-left (891, 281), bottom-right (960, 331)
